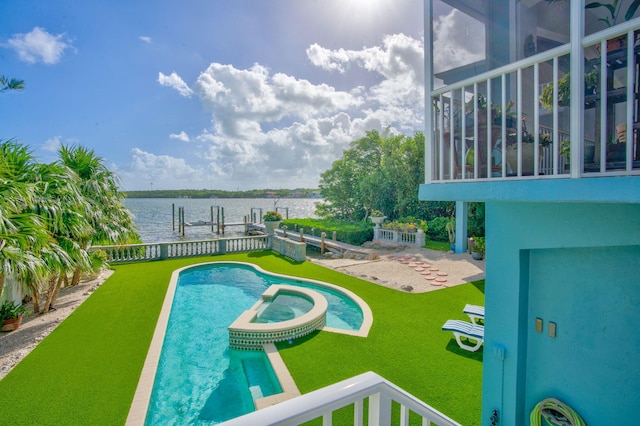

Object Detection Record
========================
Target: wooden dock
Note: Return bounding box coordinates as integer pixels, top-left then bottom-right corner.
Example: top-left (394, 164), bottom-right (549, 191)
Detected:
top-left (252, 224), bottom-right (368, 255)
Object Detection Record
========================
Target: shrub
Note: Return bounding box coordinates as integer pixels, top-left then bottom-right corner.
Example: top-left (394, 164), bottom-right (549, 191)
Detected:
top-left (282, 219), bottom-right (373, 246)
top-left (427, 216), bottom-right (450, 242)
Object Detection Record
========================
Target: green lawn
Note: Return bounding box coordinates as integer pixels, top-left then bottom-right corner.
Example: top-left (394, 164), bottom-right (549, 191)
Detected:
top-left (0, 251), bottom-right (483, 425)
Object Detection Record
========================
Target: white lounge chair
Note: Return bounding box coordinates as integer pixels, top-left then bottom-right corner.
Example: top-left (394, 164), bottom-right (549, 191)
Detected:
top-left (442, 319), bottom-right (485, 352)
top-left (463, 304), bottom-right (485, 325)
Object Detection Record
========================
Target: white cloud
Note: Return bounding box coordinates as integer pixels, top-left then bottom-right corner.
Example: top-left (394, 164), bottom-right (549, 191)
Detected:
top-left (170, 131), bottom-right (190, 142)
top-left (194, 63), bottom-right (358, 139)
top-left (123, 33), bottom-right (425, 190)
top-left (307, 33), bottom-right (423, 83)
top-left (119, 148), bottom-right (205, 189)
top-left (42, 136), bottom-right (63, 152)
top-left (6, 27), bottom-right (73, 64)
top-left (41, 136), bottom-right (79, 152)
top-left (139, 36), bottom-right (152, 43)
top-left (158, 71), bottom-right (194, 97)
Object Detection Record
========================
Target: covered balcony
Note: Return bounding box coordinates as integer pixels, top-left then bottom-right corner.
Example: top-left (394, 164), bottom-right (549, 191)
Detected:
top-left (425, 1), bottom-right (640, 185)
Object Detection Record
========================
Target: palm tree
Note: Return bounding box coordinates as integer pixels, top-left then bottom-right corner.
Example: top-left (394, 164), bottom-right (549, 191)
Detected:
top-left (58, 145), bottom-right (137, 285)
top-left (0, 75), bottom-right (24, 92)
top-left (29, 162), bottom-right (92, 312)
top-left (0, 140), bottom-right (50, 300)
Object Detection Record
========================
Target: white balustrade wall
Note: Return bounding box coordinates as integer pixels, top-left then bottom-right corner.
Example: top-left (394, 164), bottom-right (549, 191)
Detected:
top-left (373, 228), bottom-right (426, 247)
top-left (91, 234), bottom-right (305, 263)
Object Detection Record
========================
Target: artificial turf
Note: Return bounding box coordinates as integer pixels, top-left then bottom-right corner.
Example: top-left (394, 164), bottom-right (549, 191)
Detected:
top-left (0, 251), bottom-right (483, 425)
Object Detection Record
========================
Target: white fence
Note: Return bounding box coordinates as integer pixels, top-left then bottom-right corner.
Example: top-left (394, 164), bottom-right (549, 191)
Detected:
top-left (92, 235), bottom-right (307, 263)
top-left (373, 228), bottom-right (426, 247)
top-left (219, 371), bottom-right (460, 426)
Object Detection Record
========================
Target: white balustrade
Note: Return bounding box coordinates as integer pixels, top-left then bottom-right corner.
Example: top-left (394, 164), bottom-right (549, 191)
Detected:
top-left (90, 235), bottom-right (291, 263)
top-left (373, 228), bottom-right (425, 247)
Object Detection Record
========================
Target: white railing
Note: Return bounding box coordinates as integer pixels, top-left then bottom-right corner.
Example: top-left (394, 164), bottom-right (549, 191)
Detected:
top-left (374, 228), bottom-right (425, 247)
top-left (429, 23), bottom-right (640, 183)
top-left (219, 371), bottom-right (460, 426)
top-left (90, 235), bottom-right (307, 263)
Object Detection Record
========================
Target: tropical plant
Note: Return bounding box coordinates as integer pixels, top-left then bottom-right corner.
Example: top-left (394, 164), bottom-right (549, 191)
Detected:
top-left (317, 130), bottom-right (439, 222)
top-left (471, 236), bottom-right (485, 253)
top-left (0, 140), bottom-right (50, 300)
top-left (0, 75), bottom-right (24, 92)
top-left (445, 217), bottom-right (456, 244)
top-left (0, 300), bottom-right (27, 321)
top-left (58, 145), bottom-right (138, 286)
top-left (586, 0), bottom-right (640, 27)
top-left (539, 68), bottom-right (598, 110)
top-left (506, 117), bottom-right (553, 147)
top-left (263, 211), bottom-right (283, 222)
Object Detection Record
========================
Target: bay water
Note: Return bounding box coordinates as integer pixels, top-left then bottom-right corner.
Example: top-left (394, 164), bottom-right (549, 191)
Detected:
top-left (124, 198), bottom-right (321, 243)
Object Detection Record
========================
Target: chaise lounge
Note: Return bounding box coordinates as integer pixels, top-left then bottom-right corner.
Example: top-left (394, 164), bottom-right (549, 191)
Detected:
top-left (463, 304), bottom-right (485, 325)
top-left (442, 319), bottom-right (485, 352)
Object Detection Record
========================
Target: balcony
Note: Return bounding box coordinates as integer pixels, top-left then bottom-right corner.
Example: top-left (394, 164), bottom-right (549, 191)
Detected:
top-left (427, 23), bottom-right (640, 184)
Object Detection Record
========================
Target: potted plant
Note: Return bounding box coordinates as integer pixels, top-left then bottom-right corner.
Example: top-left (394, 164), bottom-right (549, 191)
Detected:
top-left (1, 300), bottom-right (27, 332)
top-left (471, 237), bottom-right (485, 260)
top-left (369, 209), bottom-right (386, 227)
top-left (262, 210), bottom-right (283, 235)
top-left (505, 118), bottom-right (553, 174)
top-left (539, 68), bottom-right (599, 110)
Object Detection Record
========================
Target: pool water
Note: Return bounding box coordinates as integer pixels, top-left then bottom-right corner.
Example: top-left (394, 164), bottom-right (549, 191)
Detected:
top-left (145, 263), bottom-right (364, 425)
top-left (254, 293), bottom-right (314, 323)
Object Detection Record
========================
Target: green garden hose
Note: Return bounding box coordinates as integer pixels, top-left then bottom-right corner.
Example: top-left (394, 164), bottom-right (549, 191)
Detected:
top-left (530, 397), bottom-right (586, 426)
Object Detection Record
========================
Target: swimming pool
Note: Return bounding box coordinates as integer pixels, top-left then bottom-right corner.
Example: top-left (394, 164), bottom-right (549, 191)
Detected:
top-left (139, 262), bottom-right (371, 425)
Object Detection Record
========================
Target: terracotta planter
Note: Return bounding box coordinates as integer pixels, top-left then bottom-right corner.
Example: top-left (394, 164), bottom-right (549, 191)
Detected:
top-left (1, 315), bottom-right (23, 332)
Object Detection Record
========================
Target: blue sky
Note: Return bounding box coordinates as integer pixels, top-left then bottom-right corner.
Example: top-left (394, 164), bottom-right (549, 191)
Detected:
top-left (2, 0), bottom-right (427, 191)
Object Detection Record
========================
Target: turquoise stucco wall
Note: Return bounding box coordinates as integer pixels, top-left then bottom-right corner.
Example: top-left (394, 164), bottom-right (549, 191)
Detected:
top-left (481, 202), bottom-right (640, 425)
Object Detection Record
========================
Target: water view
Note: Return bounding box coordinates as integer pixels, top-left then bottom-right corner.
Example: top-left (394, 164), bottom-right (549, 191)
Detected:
top-left (124, 198), bottom-right (321, 243)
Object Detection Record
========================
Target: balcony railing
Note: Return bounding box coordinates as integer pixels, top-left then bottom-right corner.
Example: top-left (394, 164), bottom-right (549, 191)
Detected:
top-left (428, 21), bottom-right (640, 183)
top-left (219, 371), bottom-right (461, 426)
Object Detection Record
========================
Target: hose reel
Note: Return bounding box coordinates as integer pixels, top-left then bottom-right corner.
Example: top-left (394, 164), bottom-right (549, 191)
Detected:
top-left (530, 397), bottom-right (586, 426)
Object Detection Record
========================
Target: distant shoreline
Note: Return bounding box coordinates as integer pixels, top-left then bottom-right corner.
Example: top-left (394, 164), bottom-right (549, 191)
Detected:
top-left (125, 188), bottom-right (322, 199)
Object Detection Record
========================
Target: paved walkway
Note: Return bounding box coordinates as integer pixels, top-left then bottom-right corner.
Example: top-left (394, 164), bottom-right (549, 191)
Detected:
top-left (310, 243), bottom-right (485, 293)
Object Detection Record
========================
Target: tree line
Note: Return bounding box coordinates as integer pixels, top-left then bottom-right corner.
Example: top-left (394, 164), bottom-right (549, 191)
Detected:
top-left (0, 141), bottom-right (138, 313)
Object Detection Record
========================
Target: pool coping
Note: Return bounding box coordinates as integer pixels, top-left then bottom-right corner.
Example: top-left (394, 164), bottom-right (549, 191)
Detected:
top-left (125, 261), bottom-right (373, 425)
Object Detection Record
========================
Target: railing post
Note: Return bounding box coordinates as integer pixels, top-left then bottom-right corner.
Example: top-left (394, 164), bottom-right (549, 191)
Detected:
top-left (368, 392), bottom-right (392, 426)
top-left (160, 243), bottom-right (168, 260)
top-left (299, 228), bottom-right (304, 242)
top-left (219, 239), bottom-right (226, 254)
top-left (332, 231), bottom-right (337, 241)
top-left (416, 230), bottom-right (425, 248)
top-left (321, 232), bottom-right (326, 254)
